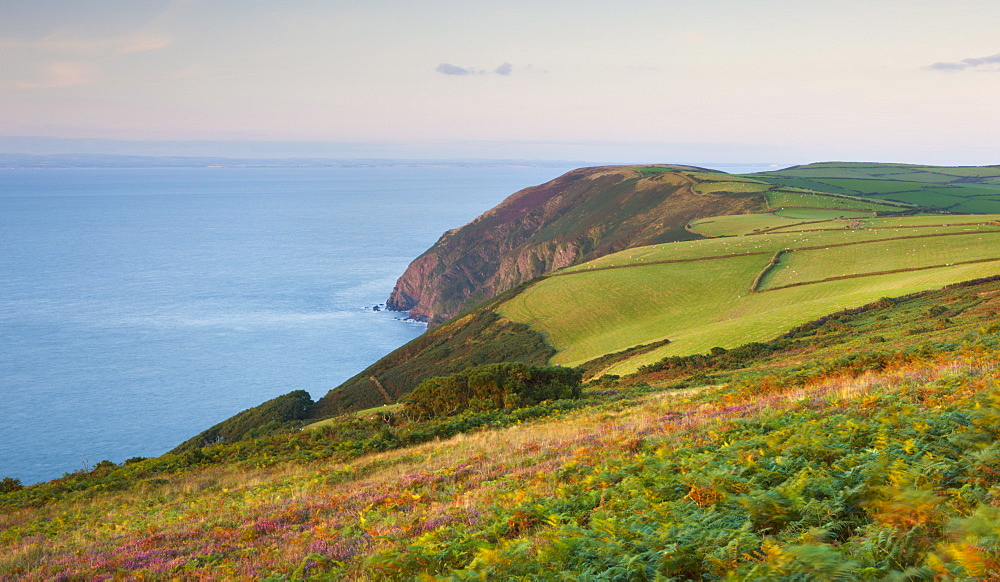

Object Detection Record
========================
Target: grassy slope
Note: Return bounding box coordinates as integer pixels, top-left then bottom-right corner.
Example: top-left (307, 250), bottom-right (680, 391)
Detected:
top-left (308, 301), bottom-right (556, 418)
top-left (499, 218), bottom-right (1000, 374)
top-left (761, 231), bottom-right (1000, 290)
top-left (222, 164), bottom-right (992, 423)
top-left (747, 162), bottom-right (1000, 212)
top-left (312, 167), bottom-right (770, 415)
top-left (5, 278), bottom-right (1000, 579)
top-left (385, 166), bottom-right (760, 326)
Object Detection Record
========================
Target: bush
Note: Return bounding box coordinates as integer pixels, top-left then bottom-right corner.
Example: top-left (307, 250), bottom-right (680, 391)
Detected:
top-left (404, 363), bottom-right (582, 419)
top-left (0, 476), bottom-right (23, 493)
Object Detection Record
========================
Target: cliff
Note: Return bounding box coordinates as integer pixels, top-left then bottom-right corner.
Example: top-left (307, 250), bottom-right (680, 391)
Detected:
top-left (386, 165), bottom-right (766, 326)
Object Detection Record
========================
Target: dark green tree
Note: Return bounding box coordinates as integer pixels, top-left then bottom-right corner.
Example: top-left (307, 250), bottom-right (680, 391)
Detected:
top-left (404, 362), bottom-right (582, 419)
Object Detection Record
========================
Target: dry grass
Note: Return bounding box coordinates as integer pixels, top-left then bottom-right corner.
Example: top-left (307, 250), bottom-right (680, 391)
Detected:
top-left (4, 347), bottom-right (998, 579)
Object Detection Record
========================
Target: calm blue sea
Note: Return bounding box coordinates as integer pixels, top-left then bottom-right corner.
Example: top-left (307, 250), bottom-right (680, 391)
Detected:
top-left (0, 166), bottom-right (577, 484)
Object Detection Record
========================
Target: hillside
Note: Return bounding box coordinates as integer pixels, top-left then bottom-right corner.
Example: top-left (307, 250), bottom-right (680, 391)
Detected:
top-left (385, 165), bottom-right (764, 326)
top-left (302, 164), bottom-right (1000, 417)
top-left (748, 161), bottom-right (1000, 212)
top-left (387, 161), bottom-right (1000, 327)
top-left (5, 276), bottom-right (1000, 579)
top-left (499, 214), bottom-right (1000, 375)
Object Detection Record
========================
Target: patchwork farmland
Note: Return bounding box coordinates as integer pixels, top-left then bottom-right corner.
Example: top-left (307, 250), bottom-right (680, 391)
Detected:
top-left (499, 215), bottom-right (1000, 375)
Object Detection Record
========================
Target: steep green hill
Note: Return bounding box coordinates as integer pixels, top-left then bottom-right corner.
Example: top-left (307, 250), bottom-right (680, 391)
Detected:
top-left (385, 165), bottom-right (766, 326)
top-left (387, 162), bottom-right (961, 328)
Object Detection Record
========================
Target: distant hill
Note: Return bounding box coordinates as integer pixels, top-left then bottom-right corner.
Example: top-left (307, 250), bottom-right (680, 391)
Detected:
top-left (385, 165), bottom-right (764, 326)
top-left (387, 163), bottom-right (979, 327)
top-left (748, 161), bottom-right (1000, 212)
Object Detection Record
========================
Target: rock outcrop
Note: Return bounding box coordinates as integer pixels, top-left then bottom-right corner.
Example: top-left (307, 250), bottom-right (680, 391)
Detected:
top-left (387, 165), bottom-right (765, 326)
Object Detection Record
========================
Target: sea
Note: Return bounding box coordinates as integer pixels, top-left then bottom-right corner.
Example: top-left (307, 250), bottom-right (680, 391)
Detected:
top-left (0, 165), bottom-right (584, 485)
top-left (0, 162), bottom-right (772, 485)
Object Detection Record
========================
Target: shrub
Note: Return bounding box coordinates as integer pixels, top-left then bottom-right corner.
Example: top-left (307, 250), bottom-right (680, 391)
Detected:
top-left (404, 362), bottom-right (582, 419)
top-left (0, 476), bottom-right (23, 493)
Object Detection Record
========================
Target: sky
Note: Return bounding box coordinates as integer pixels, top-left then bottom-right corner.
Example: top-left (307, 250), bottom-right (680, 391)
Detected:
top-left (1, 0), bottom-right (999, 165)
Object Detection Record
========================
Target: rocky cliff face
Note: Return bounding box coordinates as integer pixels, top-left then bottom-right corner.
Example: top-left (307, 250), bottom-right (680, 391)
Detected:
top-left (387, 165), bottom-right (766, 326)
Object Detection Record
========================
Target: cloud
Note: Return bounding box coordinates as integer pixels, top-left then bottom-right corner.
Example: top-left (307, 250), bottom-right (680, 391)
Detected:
top-left (437, 63), bottom-right (473, 76)
top-left (7, 30), bottom-right (171, 89)
top-left (436, 62), bottom-right (515, 76)
top-left (1, 1), bottom-right (186, 90)
top-left (117, 33), bottom-right (174, 55)
top-left (14, 61), bottom-right (97, 89)
top-left (0, 30), bottom-right (174, 56)
top-left (927, 52), bottom-right (1000, 72)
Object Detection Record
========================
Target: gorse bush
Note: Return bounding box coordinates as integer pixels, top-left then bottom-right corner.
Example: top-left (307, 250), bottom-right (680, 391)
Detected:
top-left (404, 362), bottom-right (582, 419)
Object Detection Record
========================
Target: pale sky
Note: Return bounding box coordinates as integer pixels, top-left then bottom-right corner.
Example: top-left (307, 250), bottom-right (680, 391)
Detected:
top-left (2, 0), bottom-right (999, 164)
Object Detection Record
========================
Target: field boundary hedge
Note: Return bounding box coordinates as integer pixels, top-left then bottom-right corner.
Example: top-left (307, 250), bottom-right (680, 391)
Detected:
top-left (761, 256), bottom-right (1000, 292)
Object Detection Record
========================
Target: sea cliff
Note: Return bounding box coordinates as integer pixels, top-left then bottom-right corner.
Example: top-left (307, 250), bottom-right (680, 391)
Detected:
top-left (386, 165), bottom-right (764, 325)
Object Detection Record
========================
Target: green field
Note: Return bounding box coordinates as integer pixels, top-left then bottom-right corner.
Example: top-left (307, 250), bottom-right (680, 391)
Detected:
top-left (748, 162), bottom-right (1000, 212)
top-left (692, 180), bottom-right (771, 195)
top-left (762, 220), bottom-right (859, 233)
top-left (858, 214), bottom-right (1000, 227)
top-left (869, 190), bottom-right (967, 208)
top-left (950, 197), bottom-right (1000, 213)
top-left (504, 254), bottom-right (769, 367)
top-left (687, 176), bottom-right (910, 237)
top-left (687, 214), bottom-right (814, 237)
top-left (560, 222), bottom-right (1000, 273)
top-left (771, 207), bottom-right (873, 220)
top-left (765, 189), bottom-right (903, 212)
top-left (500, 217), bottom-right (1000, 374)
top-left (759, 230), bottom-right (1000, 290)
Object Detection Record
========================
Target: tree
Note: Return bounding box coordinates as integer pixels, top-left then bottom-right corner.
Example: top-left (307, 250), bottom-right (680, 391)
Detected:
top-left (404, 362), bottom-right (582, 419)
top-left (0, 476), bottom-right (24, 493)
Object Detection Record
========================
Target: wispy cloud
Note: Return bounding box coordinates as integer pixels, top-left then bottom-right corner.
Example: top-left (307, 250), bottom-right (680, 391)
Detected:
top-left (2, 0), bottom-right (186, 90)
top-left (14, 61), bottom-right (97, 89)
top-left (117, 33), bottom-right (173, 54)
top-left (0, 31), bottom-right (173, 56)
top-left (6, 32), bottom-right (172, 89)
top-left (436, 62), bottom-right (515, 76)
top-left (436, 63), bottom-right (473, 76)
top-left (927, 52), bottom-right (1000, 72)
